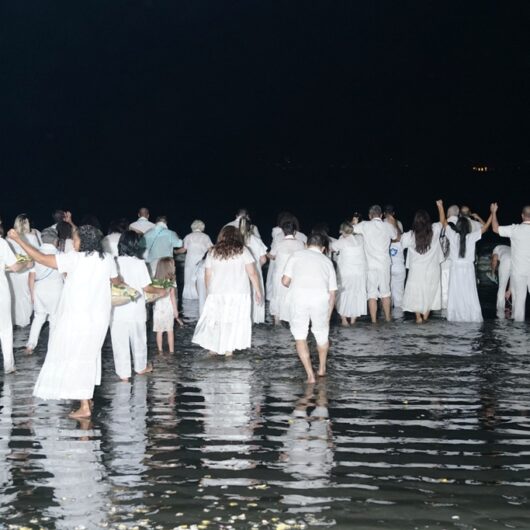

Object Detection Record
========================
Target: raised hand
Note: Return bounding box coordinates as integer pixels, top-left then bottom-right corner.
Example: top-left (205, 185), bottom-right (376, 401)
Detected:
top-left (7, 228), bottom-right (20, 242)
top-left (436, 199), bottom-right (444, 208)
top-left (490, 203), bottom-right (498, 213)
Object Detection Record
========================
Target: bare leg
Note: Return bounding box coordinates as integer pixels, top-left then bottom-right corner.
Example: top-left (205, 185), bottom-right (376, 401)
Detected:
top-left (156, 332), bottom-right (163, 353)
top-left (368, 298), bottom-right (378, 323)
top-left (381, 297), bottom-right (392, 321)
top-left (415, 312), bottom-right (423, 324)
top-left (341, 316), bottom-right (349, 327)
top-left (422, 310), bottom-right (431, 322)
top-left (316, 341), bottom-right (329, 377)
top-left (69, 399), bottom-right (92, 419)
top-left (295, 340), bottom-right (315, 383)
top-left (351, 317), bottom-right (356, 325)
top-left (225, 351), bottom-right (233, 356)
top-left (167, 329), bottom-right (175, 353)
top-left (136, 362), bottom-right (153, 375)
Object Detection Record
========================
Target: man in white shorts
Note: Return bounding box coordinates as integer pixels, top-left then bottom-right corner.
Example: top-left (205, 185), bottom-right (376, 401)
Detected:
top-left (490, 244), bottom-right (512, 318)
top-left (492, 203), bottom-right (530, 322)
top-left (353, 205), bottom-right (398, 322)
top-left (282, 233), bottom-right (337, 384)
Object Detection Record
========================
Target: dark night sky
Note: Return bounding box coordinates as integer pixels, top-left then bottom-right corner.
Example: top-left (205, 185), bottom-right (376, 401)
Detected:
top-left (1, 1), bottom-right (529, 238)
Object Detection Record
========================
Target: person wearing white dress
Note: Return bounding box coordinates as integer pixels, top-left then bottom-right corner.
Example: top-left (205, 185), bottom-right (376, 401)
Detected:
top-left (179, 220), bottom-right (213, 300)
top-left (353, 205), bottom-right (399, 322)
top-left (0, 231), bottom-right (30, 373)
top-left (102, 218), bottom-right (128, 258)
top-left (8, 223), bottom-right (119, 419)
top-left (111, 231), bottom-right (166, 380)
top-left (239, 218), bottom-right (268, 324)
top-left (25, 229), bottom-right (64, 353)
top-left (56, 220), bottom-right (75, 253)
top-left (438, 201), bottom-right (493, 323)
top-left (383, 206), bottom-right (406, 312)
top-left (492, 203), bottom-right (530, 322)
top-left (490, 245), bottom-right (512, 318)
top-left (192, 226), bottom-right (263, 356)
top-left (399, 204), bottom-right (444, 323)
top-left (224, 208), bottom-right (261, 239)
top-left (129, 207), bottom-right (155, 234)
top-left (441, 204), bottom-right (460, 310)
top-left (330, 222), bottom-right (367, 325)
top-left (7, 214), bottom-right (41, 327)
top-left (281, 233), bottom-right (337, 383)
top-left (269, 221), bottom-right (305, 324)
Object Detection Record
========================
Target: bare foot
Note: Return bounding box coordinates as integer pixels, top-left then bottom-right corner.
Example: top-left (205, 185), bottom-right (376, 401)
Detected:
top-left (120, 377), bottom-right (130, 382)
top-left (4, 368), bottom-right (16, 375)
top-left (224, 351), bottom-right (233, 356)
top-left (69, 408), bottom-right (91, 419)
top-left (317, 371), bottom-right (327, 377)
top-left (169, 350), bottom-right (175, 354)
top-left (306, 375), bottom-right (316, 384)
top-left (341, 318), bottom-right (349, 327)
top-left (415, 317), bottom-right (423, 324)
top-left (157, 350), bottom-right (164, 355)
top-left (25, 347), bottom-right (34, 355)
top-left (137, 363), bottom-right (153, 375)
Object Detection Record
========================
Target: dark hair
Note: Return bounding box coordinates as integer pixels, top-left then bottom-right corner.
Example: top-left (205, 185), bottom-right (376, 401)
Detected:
top-left (108, 218), bottom-right (129, 235)
top-left (0, 217), bottom-right (3, 238)
top-left (411, 210), bottom-right (433, 255)
top-left (448, 216), bottom-right (471, 258)
top-left (276, 211), bottom-right (290, 227)
top-left (281, 221), bottom-right (295, 236)
top-left (384, 205), bottom-right (396, 215)
top-left (307, 233), bottom-right (327, 248)
top-left (212, 226), bottom-right (244, 260)
top-left (310, 223), bottom-right (330, 253)
top-left (52, 209), bottom-right (65, 224)
top-left (236, 208), bottom-right (249, 218)
top-left (238, 216), bottom-right (253, 243)
top-left (118, 230), bottom-right (143, 258)
top-left (56, 221), bottom-right (73, 252)
top-left (156, 215), bottom-right (168, 224)
top-left (78, 225), bottom-right (105, 258)
top-left (80, 214), bottom-right (101, 231)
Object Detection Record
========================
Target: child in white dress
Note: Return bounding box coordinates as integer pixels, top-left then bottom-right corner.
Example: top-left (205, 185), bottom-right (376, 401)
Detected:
top-left (153, 257), bottom-right (180, 353)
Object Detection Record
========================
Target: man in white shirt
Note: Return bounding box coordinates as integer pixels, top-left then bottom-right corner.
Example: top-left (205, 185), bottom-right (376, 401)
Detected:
top-left (282, 233), bottom-right (337, 384)
top-left (491, 245), bottom-right (512, 318)
top-left (353, 205), bottom-right (398, 322)
top-left (225, 208), bottom-right (261, 238)
top-left (129, 208), bottom-right (155, 235)
top-left (492, 203), bottom-right (530, 321)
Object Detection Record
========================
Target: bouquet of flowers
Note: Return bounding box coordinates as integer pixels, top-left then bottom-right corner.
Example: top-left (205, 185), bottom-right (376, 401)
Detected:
top-left (145, 279), bottom-right (174, 303)
top-left (111, 284), bottom-right (140, 306)
top-left (5, 254), bottom-right (33, 271)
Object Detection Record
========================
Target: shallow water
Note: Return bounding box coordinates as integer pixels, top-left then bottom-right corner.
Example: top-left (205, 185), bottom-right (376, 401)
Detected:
top-left (1, 306), bottom-right (530, 530)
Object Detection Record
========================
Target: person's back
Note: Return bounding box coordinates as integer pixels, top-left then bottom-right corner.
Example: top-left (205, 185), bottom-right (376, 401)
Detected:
top-left (354, 218), bottom-right (396, 269)
top-left (142, 218), bottom-right (182, 263)
top-left (446, 227), bottom-right (481, 263)
top-left (499, 224), bottom-right (530, 275)
top-left (284, 248), bottom-right (335, 292)
top-left (206, 247), bottom-right (254, 295)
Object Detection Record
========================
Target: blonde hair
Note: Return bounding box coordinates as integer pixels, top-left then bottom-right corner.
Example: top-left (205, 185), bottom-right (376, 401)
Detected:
top-left (154, 257), bottom-right (176, 281)
top-left (191, 219), bottom-right (205, 232)
top-left (340, 221), bottom-right (354, 235)
top-left (14, 214), bottom-right (31, 235)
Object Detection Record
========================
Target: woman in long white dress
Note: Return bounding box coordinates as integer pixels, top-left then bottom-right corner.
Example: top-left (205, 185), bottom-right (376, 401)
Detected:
top-left (0, 230), bottom-right (30, 373)
top-left (439, 200), bottom-right (493, 323)
top-left (7, 214), bottom-right (41, 327)
top-left (7, 222), bottom-right (119, 418)
top-left (269, 221), bottom-right (305, 324)
top-left (192, 226), bottom-right (263, 356)
top-left (330, 222), bottom-right (367, 325)
top-left (239, 218), bottom-right (268, 324)
top-left (399, 205), bottom-right (443, 323)
top-left (179, 220), bottom-right (213, 300)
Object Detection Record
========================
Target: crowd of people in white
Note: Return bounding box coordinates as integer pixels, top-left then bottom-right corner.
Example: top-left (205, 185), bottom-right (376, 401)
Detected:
top-left (0, 201), bottom-right (528, 417)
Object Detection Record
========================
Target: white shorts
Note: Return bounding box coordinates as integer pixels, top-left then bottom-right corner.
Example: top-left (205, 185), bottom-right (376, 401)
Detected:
top-left (367, 267), bottom-right (391, 299)
top-left (289, 292), bottom-right (330, 346)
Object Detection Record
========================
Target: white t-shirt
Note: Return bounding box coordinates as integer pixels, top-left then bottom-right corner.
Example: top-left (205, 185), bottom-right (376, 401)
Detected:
top-left (183, 232), bottom-right (213, 256)
top-left (31, 244), bottom-right (63, 284)
top-left (102, 232), bottom-right (121, 258)
top-left (283, 248), bottom-right (337, 292)
top-left (0, 239), bottom-right (17, 291)
top-left (113, 256), bottom-right (152, 322)
top-left (498, 223), bottom-right (530, 275)
top-left (272, 228), bottom-right (307, 245)
top-left (492, 245), bottom-right (511, 262)
top-left (205, 247), bottom-right (255, 295)
top-left (129, 217), bottom-right (155, 234)
top-left (445, 226), bottom-right (481, 262)
top-left (353, 218), bottom-right (397, 269)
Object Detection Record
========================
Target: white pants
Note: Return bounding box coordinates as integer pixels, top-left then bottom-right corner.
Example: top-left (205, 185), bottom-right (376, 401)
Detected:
top-left (441, 259), bottom-right (451, 309)
top-left (0, 290), bottom-right (14, 372)
top-left (510, 273), bottom-right (530, 322)
top-left (496, 259), bottom-right (511, 316)
top-left (367, 267), bottom-right (391, 299)
top-left (27, 312), bottom-right (58, 350)
top-left (391, 268), bottom-right (406, 309)
top-left (289, 291), bottom-right (330, 346)
top-left (110, 320), bottom-right (148, 379)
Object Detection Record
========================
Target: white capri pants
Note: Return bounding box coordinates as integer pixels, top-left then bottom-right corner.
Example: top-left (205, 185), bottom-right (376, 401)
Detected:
top-left (367, 267), bottom-right (391, 300)
top-left (289, 291), bottom-right (330, 346)
top-left (510, 273), bottom-right (530, 322)
top-left (110, 320), bottom-right (148, 379)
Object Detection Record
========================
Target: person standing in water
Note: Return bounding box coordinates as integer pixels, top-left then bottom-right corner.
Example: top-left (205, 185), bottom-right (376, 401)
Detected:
top-left (490, 244), bottom-right (512, 318)
top-left (281, 233), bottom-right (337, 383)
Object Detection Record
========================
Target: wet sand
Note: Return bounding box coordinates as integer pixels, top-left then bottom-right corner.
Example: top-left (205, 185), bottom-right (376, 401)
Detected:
top-left (1, 304), bottom-right (529, 529)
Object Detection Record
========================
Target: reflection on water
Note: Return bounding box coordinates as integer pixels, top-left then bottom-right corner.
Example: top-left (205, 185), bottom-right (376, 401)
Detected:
top-left (0, 307), bottom-right (529, 529)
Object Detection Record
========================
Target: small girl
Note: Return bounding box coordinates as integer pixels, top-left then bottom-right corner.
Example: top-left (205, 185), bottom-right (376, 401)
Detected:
top-left (153, 257), bottom-right (180, 353)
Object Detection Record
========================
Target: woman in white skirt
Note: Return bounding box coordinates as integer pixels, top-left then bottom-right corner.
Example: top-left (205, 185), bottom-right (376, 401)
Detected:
top-left (399, 204), bottom-right (444, 323)
top-left (439, 200), bottom-right (493, 322)
top-left (192, 226), bottom-right (262, 356)
top-left (330, 222), bottom-right (367, 326)
top-left (179, 220), bottom-right (213, 300)
top-left (8, 223), bottom-right (119, 419)
top-left (269, 221), bottom-right (305, 324)
top-left (239, 217), bottom-right (268, 324)
top-left (7, 214), bottom-right (41, 327)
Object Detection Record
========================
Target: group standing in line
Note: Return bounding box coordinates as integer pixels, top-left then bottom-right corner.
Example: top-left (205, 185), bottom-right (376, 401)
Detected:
top-left (0, 201), bottom-right (529, 417)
